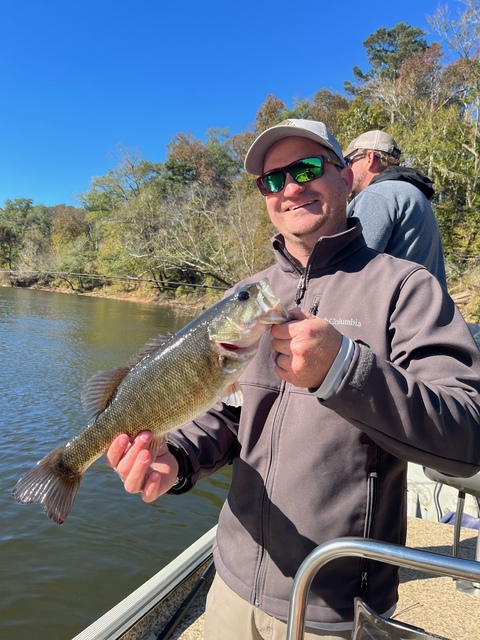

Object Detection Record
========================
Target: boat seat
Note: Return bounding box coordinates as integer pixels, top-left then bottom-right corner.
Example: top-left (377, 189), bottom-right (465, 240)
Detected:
top-left (352, 597), bottom-right (449, 639)
top-left (422, 466), bottom-right (480, 592)
top-left (421, 322), bottom-right (480, 591)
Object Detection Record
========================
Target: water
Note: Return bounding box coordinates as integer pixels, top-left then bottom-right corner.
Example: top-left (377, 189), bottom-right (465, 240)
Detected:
top-left (1, 287), bottom-right (231, 640)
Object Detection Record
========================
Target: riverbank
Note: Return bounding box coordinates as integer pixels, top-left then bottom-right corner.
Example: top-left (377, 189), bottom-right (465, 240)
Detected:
top-left (2, 282), bottom-right (215, 312)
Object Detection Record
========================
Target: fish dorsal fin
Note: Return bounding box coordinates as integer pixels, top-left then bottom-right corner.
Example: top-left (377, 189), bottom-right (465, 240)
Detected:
top-left (81, 333), bottom-right (175, 416)
top-left (81, 366), bottom-right (131, 416)
top-left (126, 333), bottom-right (175, 368)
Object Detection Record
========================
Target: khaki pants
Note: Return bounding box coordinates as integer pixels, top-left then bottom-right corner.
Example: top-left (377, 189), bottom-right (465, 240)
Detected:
top-left (204, 573), bottom-right (352, 640)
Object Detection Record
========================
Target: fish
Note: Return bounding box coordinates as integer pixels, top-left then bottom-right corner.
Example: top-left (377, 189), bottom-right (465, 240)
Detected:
top-left (12, 278), bottom-right (290, 525)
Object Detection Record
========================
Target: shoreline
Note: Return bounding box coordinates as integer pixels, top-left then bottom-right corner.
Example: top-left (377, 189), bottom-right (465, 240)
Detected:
top-left (2, 282), bottom-right (211, 311)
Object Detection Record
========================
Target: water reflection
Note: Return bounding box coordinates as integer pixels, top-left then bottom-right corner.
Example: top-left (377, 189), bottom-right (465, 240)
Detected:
top-left (1, 287), bottom-right (230, 640)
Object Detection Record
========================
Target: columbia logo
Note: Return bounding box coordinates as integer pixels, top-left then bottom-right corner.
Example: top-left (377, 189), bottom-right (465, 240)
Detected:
top-left (326, 317), bottom-right (362, 327)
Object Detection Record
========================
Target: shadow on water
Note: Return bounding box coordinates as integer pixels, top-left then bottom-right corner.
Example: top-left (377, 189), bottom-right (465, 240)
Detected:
top-left (1, 287), bottom-right (231, 640)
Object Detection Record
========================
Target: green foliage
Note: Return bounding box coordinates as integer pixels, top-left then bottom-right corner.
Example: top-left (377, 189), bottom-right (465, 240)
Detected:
top-left (337, 99), bottom-right (390, 148)
top-left (0, 199), bottom-right (54, 271)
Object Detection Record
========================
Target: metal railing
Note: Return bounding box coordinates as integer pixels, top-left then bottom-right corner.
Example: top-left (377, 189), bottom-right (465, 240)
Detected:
top-left (285, 537), bottom-right (480, 640)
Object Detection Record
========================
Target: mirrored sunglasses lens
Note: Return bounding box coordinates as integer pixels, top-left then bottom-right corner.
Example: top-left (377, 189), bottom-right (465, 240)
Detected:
top-left (260, 170), bottom-right (285, 194)
top-left (290, 158), bottom-right (323, 183)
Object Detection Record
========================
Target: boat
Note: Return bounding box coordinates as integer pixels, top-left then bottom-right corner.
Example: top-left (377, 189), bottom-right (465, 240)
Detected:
top-left (73, 325), bottom-right (480, 640)
top-left (71, 515), bottom-right (480, 640)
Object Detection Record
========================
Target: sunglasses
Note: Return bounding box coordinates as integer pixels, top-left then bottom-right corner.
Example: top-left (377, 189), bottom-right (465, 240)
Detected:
top-left (344, 151), bottom-right (382, 166)
top-left (344, 153), bottom-right (366, 167)
top-left (256, 155), bottom-right (345, 196)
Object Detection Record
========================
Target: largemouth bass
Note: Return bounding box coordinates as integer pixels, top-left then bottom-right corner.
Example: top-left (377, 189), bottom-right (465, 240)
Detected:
top-left (12, 278), bottom-right (290, 525)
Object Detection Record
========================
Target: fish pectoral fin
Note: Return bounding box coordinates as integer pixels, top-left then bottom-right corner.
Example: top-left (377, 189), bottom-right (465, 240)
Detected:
top-left (221, 382), bottom-right (244, 407)
top-left (148, 434), bottom-right (165, 459)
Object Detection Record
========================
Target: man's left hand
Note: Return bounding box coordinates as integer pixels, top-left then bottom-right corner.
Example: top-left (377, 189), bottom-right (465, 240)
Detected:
top-left (270, 308), bottom-right (342, 389)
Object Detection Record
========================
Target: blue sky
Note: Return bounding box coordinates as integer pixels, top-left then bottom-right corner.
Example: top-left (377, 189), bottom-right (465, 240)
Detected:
top-left (0, 0), bottom-right (458, 207)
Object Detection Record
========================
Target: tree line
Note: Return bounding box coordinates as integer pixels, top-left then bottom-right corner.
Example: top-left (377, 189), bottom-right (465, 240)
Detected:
top-left (1, 2), bottom-right (479, 306)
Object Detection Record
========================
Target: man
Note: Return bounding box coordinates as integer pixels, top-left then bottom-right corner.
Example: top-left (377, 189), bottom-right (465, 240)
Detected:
top-left (106, 120), bottom-right (480, 639)
top-left (344, 130), bottom-right (447, 287)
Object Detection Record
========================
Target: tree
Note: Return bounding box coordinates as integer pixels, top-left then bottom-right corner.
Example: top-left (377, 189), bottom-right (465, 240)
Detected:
top-left (428, 0), bottom-right (480, 61)
top-left (337, 98), bottom-right (390, 149)
top-left (345, 23), bottom-right (428, 95)
top-left (165, 128), bottom-right (241, 197)
top-left (308, 89), bottom-right (350, 137)
top-left (0, 199), bottom-right (35, 269)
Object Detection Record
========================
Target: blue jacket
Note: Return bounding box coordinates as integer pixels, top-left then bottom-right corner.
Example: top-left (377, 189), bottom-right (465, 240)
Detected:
top-left (347, 167), bottom-right (447, 287)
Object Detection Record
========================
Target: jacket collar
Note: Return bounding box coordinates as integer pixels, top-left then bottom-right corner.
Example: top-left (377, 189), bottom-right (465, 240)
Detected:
top-left (369, 166), bottom-right (435, 200)
top-left (272, 217), bottom-right (365, 274)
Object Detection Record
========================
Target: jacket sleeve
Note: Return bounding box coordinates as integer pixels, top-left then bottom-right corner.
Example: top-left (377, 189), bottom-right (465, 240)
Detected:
top-left (165, 403), bottom-right (240, 493)
top-left (325, 269), bottom-right (480, 477)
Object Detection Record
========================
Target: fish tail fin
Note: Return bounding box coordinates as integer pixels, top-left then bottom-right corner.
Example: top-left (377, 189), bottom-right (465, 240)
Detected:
top-left (12, 448), bottom-right (83, 525)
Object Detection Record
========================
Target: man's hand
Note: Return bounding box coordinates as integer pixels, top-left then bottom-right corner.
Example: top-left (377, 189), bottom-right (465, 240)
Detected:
top-left (105, 431), bottom-right (179, 503)
top-left (270, 308), bottom-right (342, 389)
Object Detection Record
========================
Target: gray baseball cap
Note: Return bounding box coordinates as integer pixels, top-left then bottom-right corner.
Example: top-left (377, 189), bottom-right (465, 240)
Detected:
top-left (344, 130), bottom-right (401, 159)
top-left (244, 119), bottom-right (345, 175)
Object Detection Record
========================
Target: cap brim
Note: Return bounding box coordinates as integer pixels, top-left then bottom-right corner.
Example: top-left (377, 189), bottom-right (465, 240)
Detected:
top-left (343, 143), bottom-right (358, 158)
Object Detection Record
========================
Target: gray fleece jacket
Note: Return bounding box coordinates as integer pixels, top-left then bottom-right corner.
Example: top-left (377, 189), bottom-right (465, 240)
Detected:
top-left (347, 167), bottom-right (447, 287)
top-left (166, 219), bottom-right (480, 627)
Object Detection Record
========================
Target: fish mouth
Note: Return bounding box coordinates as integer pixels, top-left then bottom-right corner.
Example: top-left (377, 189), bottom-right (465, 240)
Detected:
top-left (257, 278), bottom-right (292, 323)
top-left (213, 336), bottom-right (262, 360)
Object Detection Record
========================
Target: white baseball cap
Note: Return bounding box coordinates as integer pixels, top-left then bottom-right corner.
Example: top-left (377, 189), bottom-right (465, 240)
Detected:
top-left (244, 119), bottom-right (345, 175)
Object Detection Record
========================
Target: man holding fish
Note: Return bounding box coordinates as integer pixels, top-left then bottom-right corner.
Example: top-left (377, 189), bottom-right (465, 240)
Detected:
top-left (74, 121), bottom-right (480, 637)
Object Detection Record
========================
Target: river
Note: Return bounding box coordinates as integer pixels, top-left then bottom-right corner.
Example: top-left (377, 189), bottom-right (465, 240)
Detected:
top-left (1, 287), bottom-right (231, 640)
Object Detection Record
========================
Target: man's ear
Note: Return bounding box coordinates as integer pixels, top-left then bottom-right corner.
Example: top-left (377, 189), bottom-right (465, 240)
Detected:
top-left (341, 165), bottom-right (354, 194)
top-left (365, 150), bottom-right (378, 169)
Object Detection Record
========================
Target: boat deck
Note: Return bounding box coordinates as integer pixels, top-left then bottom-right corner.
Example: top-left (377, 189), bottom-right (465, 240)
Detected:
top-left (173, 517), bottom-right (480, 640)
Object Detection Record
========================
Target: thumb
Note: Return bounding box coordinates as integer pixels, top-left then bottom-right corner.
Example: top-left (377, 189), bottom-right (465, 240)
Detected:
top-left (286, 307), bottom-right (314, 321)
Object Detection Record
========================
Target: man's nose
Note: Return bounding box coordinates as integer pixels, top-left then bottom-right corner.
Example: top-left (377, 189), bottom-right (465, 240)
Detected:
top-left (283, 174), bottom-right (306, 197)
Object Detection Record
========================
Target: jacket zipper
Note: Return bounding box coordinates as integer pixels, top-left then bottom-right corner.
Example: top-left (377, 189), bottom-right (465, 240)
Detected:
top-left (254, 380), bottom-right (289, 607)
top-left (309, 295), bottom-right (321, 316)
top-left (274, 240), bottom-right (309, 307)
top-left (295, 271), bottom-right (307, 306)
top-left (360, 469), bottom-right (378, 599)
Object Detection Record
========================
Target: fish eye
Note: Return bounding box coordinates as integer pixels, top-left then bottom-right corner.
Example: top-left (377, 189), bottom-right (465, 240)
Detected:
top-left (237, 291), bottom-right (250, 301)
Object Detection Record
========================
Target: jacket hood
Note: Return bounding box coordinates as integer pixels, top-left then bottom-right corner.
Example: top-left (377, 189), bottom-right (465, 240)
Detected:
top-left (370, 166), bottom-right (435, 200)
